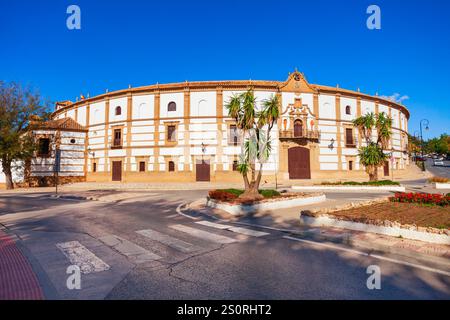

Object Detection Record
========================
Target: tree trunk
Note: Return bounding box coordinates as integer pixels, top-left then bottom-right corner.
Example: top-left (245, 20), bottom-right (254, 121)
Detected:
top-left (239, 182), bottom-right (263, 200)
top-left (368, 166), bottom-right (378, 182)
top-left (239, 164), bottom-right (264, 200)
top-left (1, 159), bottom-right (14, 190)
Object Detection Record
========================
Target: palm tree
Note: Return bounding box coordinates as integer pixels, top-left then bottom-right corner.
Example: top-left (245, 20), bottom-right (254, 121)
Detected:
top-left (353, 112), bottom-right (392, 181)
top-left (226, 89), bottom-right (280, 199)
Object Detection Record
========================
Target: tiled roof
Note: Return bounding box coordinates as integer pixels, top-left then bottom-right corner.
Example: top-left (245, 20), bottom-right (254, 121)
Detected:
top-left (39, 118), bottom-right (87, 132)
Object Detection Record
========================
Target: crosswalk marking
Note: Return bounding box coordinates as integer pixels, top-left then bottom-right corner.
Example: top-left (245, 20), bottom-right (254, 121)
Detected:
top-left (136, 229), bottom-right (199, 253)
top-left (170, 224), bottom-right (237, 244)
top-left (196, 221), bottom-right (230, 229)
top-left (98, 234), bottom-right (161, 263)
top-left (56, 241), bottom-right (110, 274)
top-left (196, 221), bottom-right (270, 237)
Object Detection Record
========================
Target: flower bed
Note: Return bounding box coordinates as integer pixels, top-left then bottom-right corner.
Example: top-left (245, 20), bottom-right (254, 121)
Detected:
top-left (428, 176), bottom-right (449, 183)
top-left (206, 189), bottom-right (326, 215)
top-left (320, 180), bottom-right (400, 186)
top-left (299, 201), bottom-right (450, 244)
top-left (208, 189), bottom-right (304, 205)
top-left (390, 192), bottom-right (450, 206)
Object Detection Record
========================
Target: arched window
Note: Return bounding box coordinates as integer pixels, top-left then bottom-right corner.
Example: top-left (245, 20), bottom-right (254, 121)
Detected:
top-left (168, 101), bottom-right (176, 112)
top-left (115, 106), bottom-right (122, 116)
top-left (345, 105), bottom-right (351, 115)
top-left (168, 161), bottom-right (175, 172)
top-left (294, 119), bottom-right (303, 137)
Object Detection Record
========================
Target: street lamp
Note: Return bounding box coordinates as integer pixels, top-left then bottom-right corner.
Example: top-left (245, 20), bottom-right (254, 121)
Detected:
top-left (419, 119), bottom-right (429, 171)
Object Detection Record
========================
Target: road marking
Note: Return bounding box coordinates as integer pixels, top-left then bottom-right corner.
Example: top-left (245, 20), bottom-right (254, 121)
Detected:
top-left (56, 241), bottom-right (110, 274)
top-left (98, 234), bottom-right (161, 263)
top-left (176, 203), bottom-right (199, 220)
top-left (170, 224), bottom-right (237, 244)
top-left (196, 221), bottom-right (230, 229)
top-left (283, 236), bottom-right (450, 277)
top-left (136, 229), bottom-right (199, 253)
top-left (196, 221), bottom-right (269, 237)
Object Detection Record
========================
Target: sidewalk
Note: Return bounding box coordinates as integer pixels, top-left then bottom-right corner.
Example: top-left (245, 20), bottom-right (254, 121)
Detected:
top-left (0, 229), bottom-right (44, 300)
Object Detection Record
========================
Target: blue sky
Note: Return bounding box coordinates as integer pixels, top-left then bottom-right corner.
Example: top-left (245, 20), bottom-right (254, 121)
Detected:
top-left (0, 0), bottom-right (449, 139)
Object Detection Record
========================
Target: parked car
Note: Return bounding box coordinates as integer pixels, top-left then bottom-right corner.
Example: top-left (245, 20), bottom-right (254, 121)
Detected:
top-left (434, 160), bottom-right (445, 166)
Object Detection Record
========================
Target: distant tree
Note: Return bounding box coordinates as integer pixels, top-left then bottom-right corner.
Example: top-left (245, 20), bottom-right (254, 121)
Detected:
top-left (407, 134), bottom-right (421, 154)
top-left (226, 89), bottom-right (280, 200)
top-left (0, 82), bottom-right (49, 189)
top-left (426, 134), bottom-right (449, 155)
top-left (353, 112), bottom-right (392, 181)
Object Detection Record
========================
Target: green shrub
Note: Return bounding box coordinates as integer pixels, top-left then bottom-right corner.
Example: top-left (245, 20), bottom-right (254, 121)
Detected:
top-left (221, 189), bottom-right (244, 196)
top-left (259, 189), bottom-right (281, 198)
top-left (321, 181), bottom-right (342, 185)
top-left (325, 180), bottom-right (400, 186)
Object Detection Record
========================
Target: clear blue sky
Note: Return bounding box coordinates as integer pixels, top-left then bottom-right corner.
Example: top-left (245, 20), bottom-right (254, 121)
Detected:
top-left (1, 0), bottom-right (449, 139)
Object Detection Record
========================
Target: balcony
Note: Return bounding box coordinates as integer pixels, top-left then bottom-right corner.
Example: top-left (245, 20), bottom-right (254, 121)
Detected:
top-left (110, 138), bottom-right (122, 149)
top-left (279, 129), bottom-right (320, 141)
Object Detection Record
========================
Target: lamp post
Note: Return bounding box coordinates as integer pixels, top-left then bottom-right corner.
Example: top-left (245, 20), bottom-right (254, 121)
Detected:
top-left (413, 131), bottom-right (420, 161)
top-left (419, 119), bottom-right (429, 171)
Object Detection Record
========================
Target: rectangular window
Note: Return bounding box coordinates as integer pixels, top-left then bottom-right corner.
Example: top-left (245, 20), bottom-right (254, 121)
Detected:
top-left (113, 129), bottom-right (122, 148)
top-left (348, 160), bottom-right (353, 171)
top-left (345, 128), bottom-right (355, 147)
top-left (139, 161), bottom-right (146, 172)
top-left (229, 125), bottom-right (240, 145)
top-left (37, 138), bottom-right (50, 157)
top-left (167, 125), bottom-right (177, 142)
top-left (93, 162), bottom-right (97, 173)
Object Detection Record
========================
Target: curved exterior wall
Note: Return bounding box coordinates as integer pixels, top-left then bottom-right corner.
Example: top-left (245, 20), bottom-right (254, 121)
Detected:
top-left (49, 71), bottom-right (410, 183)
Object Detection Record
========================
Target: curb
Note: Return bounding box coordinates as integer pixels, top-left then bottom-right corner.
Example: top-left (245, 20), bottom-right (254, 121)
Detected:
top-left (183, 200), bottom-right (450, 270)
top-left (299, 214), bottom-right (450, 245)
top-left (206, 194), bottom-right (326, 215)
top-left (348, 238), bottom-right (450, 269)
top-left (292, 185), bottom-right (406, 192)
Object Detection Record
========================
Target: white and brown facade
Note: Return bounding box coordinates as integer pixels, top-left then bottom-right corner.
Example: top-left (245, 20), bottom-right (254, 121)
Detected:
top-left (0, 71), bottom-right (411, 188)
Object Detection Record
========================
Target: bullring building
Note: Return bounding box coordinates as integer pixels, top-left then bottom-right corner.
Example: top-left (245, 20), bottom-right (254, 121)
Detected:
top-left (15, 71), bottom-right (410, 186)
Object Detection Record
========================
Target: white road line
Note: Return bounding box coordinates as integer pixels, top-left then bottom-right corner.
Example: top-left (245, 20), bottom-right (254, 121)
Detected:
top-left (196, 221), bottom-right (230, 229)
top-left (136, 229), bottom-right (199, 253)
top-left (170, 224), bottom-right (237, 244)
top-left (196, 220), bottom-right (270, 237)
top-left (176, 203), bottom-right (200, 220)
top-left (98, 234), bottom-right (161, 263)
top-left (56, 241), bottom-right (110, 274)
top-left (283, 236), bottom-right (450, 277)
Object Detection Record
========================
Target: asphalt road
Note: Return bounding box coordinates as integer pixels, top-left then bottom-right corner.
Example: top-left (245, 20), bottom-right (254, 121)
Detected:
top-left (0, 190), bottom-right (449, 300)
top-left (425, 159), bottom-right (450, 179)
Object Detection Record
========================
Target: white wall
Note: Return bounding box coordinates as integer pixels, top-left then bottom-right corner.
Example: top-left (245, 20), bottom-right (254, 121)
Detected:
top-left (160, 92), bottom-right (184, 118)
top-left (190, 91), bottom-right (216, 117)
top-left (109, 97), bottom-right (128, 123)
top-left (132, 94), bottom-right (154, 119)
top-left (319, 95), bottom-right (336, 119)
top-left (90, 101), bottom-right (106, 125)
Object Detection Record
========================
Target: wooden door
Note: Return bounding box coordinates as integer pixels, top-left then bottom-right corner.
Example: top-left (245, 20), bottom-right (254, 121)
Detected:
top-left (383, 161), bottom-right (390, 177)
top-left (196, 160), bottom-right (210, 182)
top-left (112, 161), bottom-right (122, 181)
top-left (294, 120), bottom-right (303, 137)
top-left (288, 147), bottom-right (311, 179)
